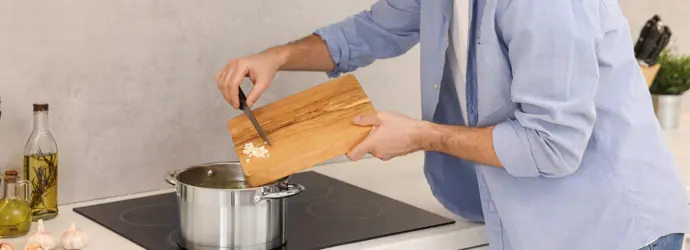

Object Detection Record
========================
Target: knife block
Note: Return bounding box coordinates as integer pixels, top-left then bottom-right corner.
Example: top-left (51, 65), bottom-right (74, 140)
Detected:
top-left (640, 63), bottom-right (660, 89)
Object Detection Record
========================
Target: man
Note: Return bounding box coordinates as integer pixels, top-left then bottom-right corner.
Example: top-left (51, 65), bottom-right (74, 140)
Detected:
top-left (215, 1), bottom-right (690, 249)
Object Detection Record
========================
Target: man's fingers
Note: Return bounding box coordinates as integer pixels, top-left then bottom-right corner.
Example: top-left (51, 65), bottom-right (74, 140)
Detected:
top-left (347, 123), bottom-right (381, 160)
top-left (215, 68), bottom-right (226, 89)
top-left (216, 68), bottom-right (232, 104)
top-left (246, 85), bottom-right (267, 108)
top-left (220, 68), bottom-right (234, 106)
top-left (353, 113), bottom-right (381, 126)
top-left (227, 66), bottom-right (249, 109)
top-left (246, 73), bottom-right (269, 108)
top-left (216, 69), bottom-right (227, 84)
top-left (346, 136), bottom-right (374, 161)
top-left (368, 125), bottom-right (377, 135)
top-left (346, 144), bottom-right (369, 161)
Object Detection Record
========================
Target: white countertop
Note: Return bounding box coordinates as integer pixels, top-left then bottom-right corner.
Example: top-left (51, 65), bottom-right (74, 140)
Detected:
top-left (3, 114), bottom-right (690, 250)
top-left (0, 152), bottom-right (488, 250)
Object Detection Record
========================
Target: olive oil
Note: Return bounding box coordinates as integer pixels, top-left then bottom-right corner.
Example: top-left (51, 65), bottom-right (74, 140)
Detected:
top-left (23, 103), bottom-right (59, 220)
top-left (23, 153), bottom-right (58, 220)
top-left (0, 170), bottom-right (33, 238)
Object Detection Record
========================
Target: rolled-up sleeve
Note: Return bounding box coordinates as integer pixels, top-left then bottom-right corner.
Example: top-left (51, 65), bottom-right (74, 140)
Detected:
top-left (492, 0), bottom-right (602, 178)
top-left (313, 0), bottom-right (420, 78)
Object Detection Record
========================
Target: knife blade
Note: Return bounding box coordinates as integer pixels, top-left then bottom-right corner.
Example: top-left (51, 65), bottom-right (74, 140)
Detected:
top-left (238, 86), bottom-right (272, 146)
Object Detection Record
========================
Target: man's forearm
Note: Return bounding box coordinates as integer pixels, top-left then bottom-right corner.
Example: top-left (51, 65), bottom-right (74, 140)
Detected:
top-left (264, 35), bottom-right (336, 72)
top-left (418, 122), bottom-right (503, 168)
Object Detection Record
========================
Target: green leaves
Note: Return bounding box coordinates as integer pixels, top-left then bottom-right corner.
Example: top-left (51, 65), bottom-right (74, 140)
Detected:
top-left (650, 49), bottom-right (690, 95)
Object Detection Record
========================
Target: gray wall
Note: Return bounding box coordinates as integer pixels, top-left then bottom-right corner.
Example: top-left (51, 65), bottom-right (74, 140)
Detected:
top-left (0, 0), bottom-right (420, 204)
top-left (0, 0), bottom-right (686, 204)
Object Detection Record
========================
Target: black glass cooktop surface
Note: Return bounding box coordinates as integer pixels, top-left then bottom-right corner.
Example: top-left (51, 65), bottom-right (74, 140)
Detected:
top-left (74, 171), bottom-right (454, 250)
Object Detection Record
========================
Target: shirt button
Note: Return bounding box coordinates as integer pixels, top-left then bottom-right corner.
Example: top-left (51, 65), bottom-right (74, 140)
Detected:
top-left (434, 83), bottom-right (439, 89)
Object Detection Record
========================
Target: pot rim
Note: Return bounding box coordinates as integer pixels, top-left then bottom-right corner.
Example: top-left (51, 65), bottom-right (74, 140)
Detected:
top-left (166, 160), bottom-right (290, 191)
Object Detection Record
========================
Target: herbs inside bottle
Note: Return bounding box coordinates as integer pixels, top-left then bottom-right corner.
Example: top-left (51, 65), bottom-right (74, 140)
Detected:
top-left (23, 103), bottom-right (59, 220)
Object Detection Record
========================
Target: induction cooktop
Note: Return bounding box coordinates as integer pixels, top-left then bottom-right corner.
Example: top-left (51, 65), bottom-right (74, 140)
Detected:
top-left (74, 171), bottom-right (455, 250)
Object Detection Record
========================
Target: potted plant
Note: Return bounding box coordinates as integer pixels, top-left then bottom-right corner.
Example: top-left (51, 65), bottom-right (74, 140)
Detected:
top-left (649, 48), bottom-right (690, 130)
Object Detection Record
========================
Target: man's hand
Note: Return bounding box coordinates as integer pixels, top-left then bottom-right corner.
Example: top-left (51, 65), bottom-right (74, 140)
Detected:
top-left (215, 35), bottom-right (335, 109)
top-left (346, 111), bottom-right (428, 161)
top-left (346, 111), bottom-right (504, 167)
top-left (216, 50), bottom-right (285, 109)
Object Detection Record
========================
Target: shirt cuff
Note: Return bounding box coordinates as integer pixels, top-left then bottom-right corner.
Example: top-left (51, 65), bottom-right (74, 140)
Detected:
top-left (492, 119), bottom-right (540, 177)
top-left (313, 25), bottom-right (348, 78)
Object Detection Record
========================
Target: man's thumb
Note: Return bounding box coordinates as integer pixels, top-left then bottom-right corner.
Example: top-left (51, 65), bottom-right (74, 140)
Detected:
top-left (353, 114), bottom-right (381, 126)
top-left (246, 80), bottom-right (269, 107)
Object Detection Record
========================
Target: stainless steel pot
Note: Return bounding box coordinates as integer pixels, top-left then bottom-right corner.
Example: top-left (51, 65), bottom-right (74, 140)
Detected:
top-left (165, 161), bottom-right (304, 250)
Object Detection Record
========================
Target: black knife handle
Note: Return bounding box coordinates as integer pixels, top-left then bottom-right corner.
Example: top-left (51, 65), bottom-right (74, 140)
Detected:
top-left (635, 15), bottom-right (661, 56)
top-left (238, 86), bottom-right (248, 111)
top-left (647, 26), bottom-right (672, 66)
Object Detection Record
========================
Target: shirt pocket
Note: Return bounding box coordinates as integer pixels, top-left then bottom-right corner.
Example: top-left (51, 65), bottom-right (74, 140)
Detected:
top-left (475, 42), bottom-right (513, 122)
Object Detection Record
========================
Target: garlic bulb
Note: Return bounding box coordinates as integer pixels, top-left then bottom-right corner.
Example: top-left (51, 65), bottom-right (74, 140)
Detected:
top-left (60, 223), bottom-right (88, 249)
top-left (23, 242), bottom-right (43, 250)
top-left (26, 220), bottom-right (55, 250)
top-left (0, 242), bottom-right (14, 250)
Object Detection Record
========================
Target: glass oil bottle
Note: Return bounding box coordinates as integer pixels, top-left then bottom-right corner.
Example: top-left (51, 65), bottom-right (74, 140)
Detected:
top-left (0, 170), bottom-right (33, 238)
top-left (23, 103), bottom-right (59, 220)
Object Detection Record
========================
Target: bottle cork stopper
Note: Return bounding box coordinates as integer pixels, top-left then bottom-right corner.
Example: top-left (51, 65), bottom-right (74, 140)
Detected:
top-left (4, 170), bottom-right (18, 183)
top-left (4, 170), bottom-right (18, 177)
top-left (33, 103), bottom-right (49, 112)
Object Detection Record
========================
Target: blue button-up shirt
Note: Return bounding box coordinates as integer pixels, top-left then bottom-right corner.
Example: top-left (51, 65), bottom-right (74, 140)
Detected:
top-left (314, 0), bottom-right (690, 249)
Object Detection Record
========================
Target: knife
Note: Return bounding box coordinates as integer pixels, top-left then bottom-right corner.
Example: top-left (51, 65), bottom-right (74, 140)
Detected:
top-left (635, 15), bottom-right (661, 58)
top-left (647, 26), bottom-right (672, 66)
top-left (238, 86), bottom-right (272, 146)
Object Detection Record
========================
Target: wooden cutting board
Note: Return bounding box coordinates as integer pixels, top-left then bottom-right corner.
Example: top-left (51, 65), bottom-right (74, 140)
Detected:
top-left (227, 74), bottom-right (376, 187)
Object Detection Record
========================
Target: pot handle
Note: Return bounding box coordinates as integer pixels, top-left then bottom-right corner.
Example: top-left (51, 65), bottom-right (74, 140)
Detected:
top-left (253, 183), bottom-right (305, 203)
top-left (165, 170), bottom-right (178, 186)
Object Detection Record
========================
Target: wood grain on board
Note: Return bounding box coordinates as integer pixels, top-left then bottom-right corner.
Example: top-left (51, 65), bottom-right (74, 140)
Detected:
top-left (227, 74), bottom-right (376, 187)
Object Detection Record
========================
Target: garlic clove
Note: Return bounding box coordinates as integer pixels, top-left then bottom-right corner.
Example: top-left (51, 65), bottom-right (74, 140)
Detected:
top-left (243, 142), bottom-right (270, 158)
top-left (60, 223), bottom-right (88, 250)
top-left (26, 220), bottom-right (56, 250)
top-left (23, 242), bottom-right (43, 250)
top-left (0, 242), bottom-right (15, 250)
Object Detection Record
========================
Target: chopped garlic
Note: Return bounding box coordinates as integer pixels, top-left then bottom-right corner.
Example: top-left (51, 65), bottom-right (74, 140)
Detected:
top-left (242, 142), bottom-right (270, 158)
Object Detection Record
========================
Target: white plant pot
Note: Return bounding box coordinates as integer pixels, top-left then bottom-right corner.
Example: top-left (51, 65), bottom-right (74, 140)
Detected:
top-left (652, 94), bottom-right (683, 130)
